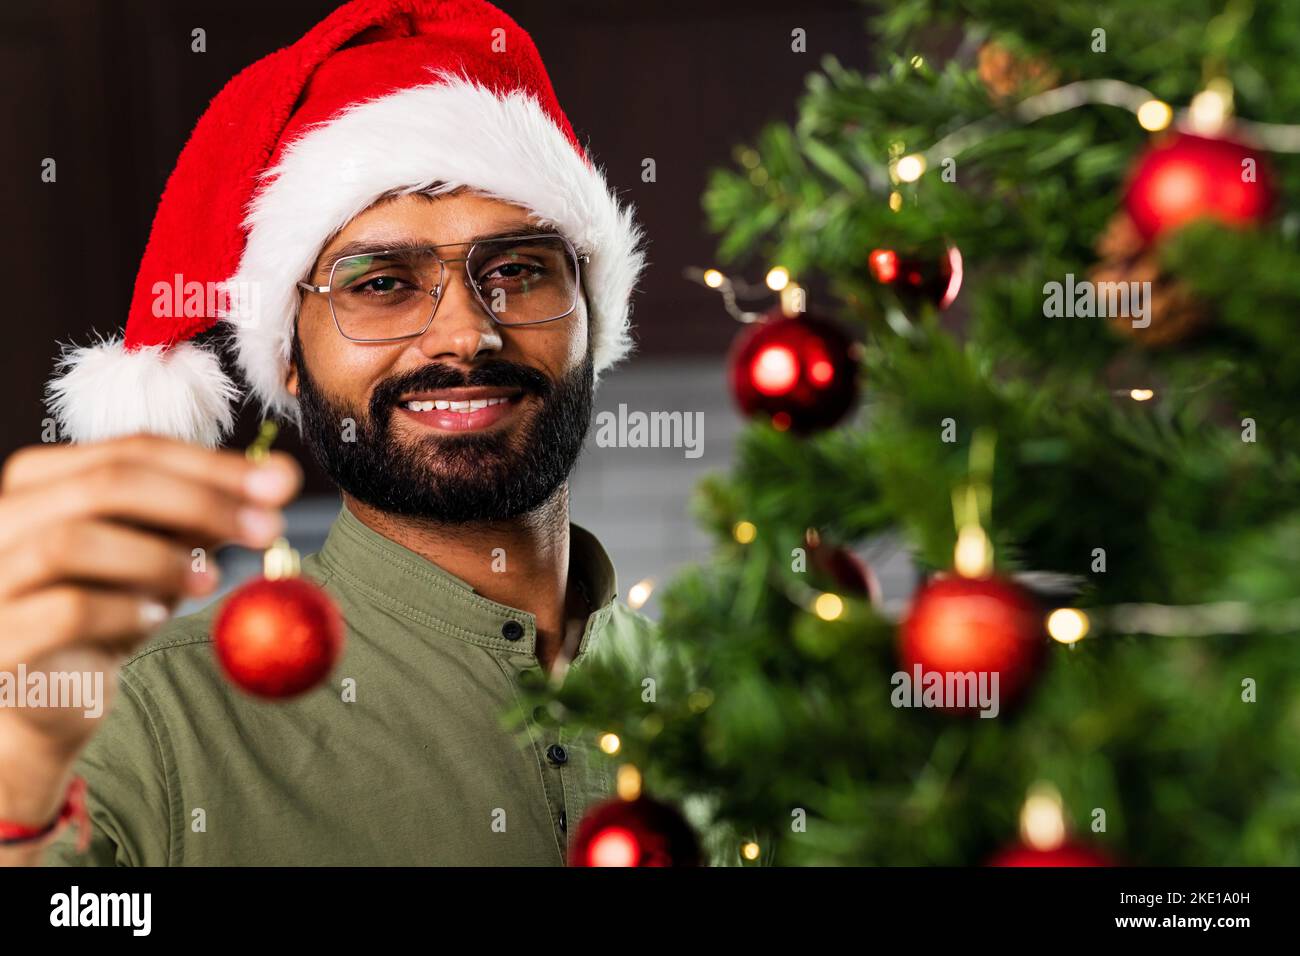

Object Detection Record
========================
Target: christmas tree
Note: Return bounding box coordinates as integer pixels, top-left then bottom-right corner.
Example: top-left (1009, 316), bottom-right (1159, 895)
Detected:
top-left (527, 0), bottom-right (1300, 866)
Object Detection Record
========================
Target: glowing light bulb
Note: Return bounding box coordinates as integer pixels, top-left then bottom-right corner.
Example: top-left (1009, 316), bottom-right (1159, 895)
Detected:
top-left (616, 764), bottom-right (642, 801)
top-left (766, 266), bottom-right (790, 291)
top-left (733, 521), bottom-right (757, 544)
top-left (1047, 608), bottom-right (1090, 644)
top-left (627, 578), bottom-right (654, 609)
top-left (1188, 79), bottom-right (1233, 135)
top-left (1020, 783), bottom-right (1067, 851)
top-left (1136, 99), bottom-right (1173, 132)
top-left (814, 592), bottom-right (844, 621)
top-left (599, 732), bottom-right (621, 755)
top-left (953, 524), bottom-right (992, 578)
top-left (703, 269), bottom-right (725, 288)
top-left (895, 153), bottom-right (926, 183)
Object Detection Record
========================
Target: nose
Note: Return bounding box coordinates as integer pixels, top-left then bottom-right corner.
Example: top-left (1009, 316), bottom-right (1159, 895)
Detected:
top-left (412, 269), bottom-right (503, 363)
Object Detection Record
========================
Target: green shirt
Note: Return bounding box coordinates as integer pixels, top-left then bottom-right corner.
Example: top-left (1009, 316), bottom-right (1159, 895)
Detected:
top-left (43, 505), bottom-right (656, 866)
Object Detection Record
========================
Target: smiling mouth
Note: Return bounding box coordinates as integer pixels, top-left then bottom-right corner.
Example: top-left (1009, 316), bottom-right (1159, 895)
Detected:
top-left (396, 387), bottom-right (526, 432)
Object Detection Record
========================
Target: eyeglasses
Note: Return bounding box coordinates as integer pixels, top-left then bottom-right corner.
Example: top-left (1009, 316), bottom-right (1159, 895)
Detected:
top-left (297, 232), bottom-right (589, 342)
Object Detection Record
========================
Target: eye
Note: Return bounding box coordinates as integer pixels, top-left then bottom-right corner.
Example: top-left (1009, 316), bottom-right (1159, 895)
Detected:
top-left (351, 275), bottom-right (409, 295)
top-left (478, 260), bottom-right (546, 285)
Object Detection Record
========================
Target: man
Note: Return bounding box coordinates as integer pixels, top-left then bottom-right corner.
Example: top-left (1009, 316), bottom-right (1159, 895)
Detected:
top-left (0, 0), bottom-right (653, 865)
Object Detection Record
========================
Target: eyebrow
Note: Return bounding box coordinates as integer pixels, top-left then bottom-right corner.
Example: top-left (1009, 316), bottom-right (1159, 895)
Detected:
top-left (315, 224), bottom-right (563, 277)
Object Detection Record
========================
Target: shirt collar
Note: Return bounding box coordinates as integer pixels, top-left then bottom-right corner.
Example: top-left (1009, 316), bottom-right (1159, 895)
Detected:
top-left (311, 504), bottom-right (619, 659)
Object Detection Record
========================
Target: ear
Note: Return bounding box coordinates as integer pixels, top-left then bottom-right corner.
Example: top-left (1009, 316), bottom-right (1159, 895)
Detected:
top-left (285, 344), bottom-right (300, 398)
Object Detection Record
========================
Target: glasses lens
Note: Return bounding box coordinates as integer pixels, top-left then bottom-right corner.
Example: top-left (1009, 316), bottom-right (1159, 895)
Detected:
top-left (468, 236), bottom-right (579, 325)
top-left (329, 250), bottom-right (442, 340)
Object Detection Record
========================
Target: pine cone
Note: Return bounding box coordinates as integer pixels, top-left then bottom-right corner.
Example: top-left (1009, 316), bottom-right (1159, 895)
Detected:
top-left (1090, 213), bottom-right (1208, 347)
top-left (978, 41), bottom-right (1059, 101)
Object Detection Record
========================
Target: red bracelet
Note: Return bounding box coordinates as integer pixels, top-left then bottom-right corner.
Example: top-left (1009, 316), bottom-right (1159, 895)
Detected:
top-left (0, 776), bottom-right (90, 852)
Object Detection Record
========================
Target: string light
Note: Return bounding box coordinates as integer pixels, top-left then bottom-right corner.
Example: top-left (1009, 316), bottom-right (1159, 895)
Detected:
top-left (765, 266), bottom-right (790, 291)
top-left (1047, 608), bottom-right (1090, 644)
top-left (1188, 78), bottom-right (1234, 135)
top-left (1129, 388), bottom-right (1155, 402)
top-left (702, 268), bottom-right (725, 288)
top-left (616, 764), bottom-right (642, 800)
top-left (895, 153), bottom-right (927, 182)
top-left (1136, 98), bottom-right (1173, 132)
top-left (741, 841), bottom-right (761, 861)
top-left (733, 520), bottom-right (757, 544)
top-left (1020, 783), bottom-right (1067, 851)
top-left (888, 190), bottom-right (903, 212)
top-left (599, 732), bottom-right (622, 755)
top-left (779, 281), bottom-right (806, 317)
top-left (914, 77), bottom-right (1300, 178)
top-left (627, 578), bottom-right (654, 609)
top-left (813, 592), bottom-right (844, 621)
top-left (953, 524), bottom-right (992, 578)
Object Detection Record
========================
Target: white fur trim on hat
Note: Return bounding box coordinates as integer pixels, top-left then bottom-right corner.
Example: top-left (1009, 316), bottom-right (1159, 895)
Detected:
top-left (226, 70), bottom-right (647, 421)
top-left (46, 337), bottom-right (239, 447)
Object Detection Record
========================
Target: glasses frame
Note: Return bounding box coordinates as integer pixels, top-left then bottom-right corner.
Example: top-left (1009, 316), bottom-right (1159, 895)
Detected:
top-left (296, 232), bottom-right (590, 343)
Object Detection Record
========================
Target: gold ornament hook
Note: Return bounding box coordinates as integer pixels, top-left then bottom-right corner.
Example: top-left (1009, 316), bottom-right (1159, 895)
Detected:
top-left (244, 419), bottom-right (300, 578)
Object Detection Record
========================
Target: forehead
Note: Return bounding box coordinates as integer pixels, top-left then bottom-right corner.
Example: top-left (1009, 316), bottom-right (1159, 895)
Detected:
top-left (322, 191), bottom-right (543, 256)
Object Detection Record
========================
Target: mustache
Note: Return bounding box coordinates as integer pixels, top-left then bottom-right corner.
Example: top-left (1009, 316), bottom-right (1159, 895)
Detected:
top-left (369, 359), bottom-right (553, 419)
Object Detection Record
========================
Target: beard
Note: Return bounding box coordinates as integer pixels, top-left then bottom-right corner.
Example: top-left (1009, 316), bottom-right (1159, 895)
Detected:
top-left (292, 333), bottom-right (594, 523)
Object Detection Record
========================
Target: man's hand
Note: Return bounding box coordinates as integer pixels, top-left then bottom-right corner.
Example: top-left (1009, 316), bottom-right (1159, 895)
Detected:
top-left (0, 434), bottom-right (301, 845)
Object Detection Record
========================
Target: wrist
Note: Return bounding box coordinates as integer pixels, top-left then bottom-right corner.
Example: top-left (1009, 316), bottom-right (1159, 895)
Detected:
top-left (0, 726), bottom-right (80, 827)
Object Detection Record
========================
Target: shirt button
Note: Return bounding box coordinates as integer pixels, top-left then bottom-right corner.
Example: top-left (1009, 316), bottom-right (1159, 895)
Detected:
top-left (501, 620), bottom-right (524, 641)
top-left (559, 811), bottom-right (567, 832)
top-left (546, 743), bottom-right (568, 766)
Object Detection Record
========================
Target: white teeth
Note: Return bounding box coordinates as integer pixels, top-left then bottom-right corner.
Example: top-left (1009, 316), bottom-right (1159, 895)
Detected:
top-left (406, 396), bottom-right (514, 413)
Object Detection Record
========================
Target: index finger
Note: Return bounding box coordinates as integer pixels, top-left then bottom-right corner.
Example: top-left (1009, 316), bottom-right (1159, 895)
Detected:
top-left (1, 433), bottom-right (302, 506)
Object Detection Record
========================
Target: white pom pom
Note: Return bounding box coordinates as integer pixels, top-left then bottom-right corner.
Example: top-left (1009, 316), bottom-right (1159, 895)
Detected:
top-left (46, 337), bottom-right (239, 446)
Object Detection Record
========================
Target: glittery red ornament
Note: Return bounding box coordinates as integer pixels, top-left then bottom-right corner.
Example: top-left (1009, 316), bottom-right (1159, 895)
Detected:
top-left (569, 796), bottom-right (701, 867)
top-left (988, 840), bottom-right (1113, 867)
top-left (868, 244), bottom-right (963, 310)
top-left (1123, 131), bottom-right (1275, 242)
top-left (213, 574), bottom-right (344, 699)
top-left (898, 574), bottom-right (1045, 713)
top-left (727, 309), bottom-right (858, 433)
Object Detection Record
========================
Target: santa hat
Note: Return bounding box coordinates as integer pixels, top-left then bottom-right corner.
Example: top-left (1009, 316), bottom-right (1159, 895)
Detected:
top-left (47, 0), bottom-right (646, 446)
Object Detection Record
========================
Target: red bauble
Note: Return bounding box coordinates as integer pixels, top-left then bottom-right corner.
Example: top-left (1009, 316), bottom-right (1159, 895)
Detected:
top-left (569, 796), bottom-right (701, 867)
top-left (213, 576), bottom-right (344, 699)
top-left (1124, 131), bottom-right (1275, 242)
top-left (868, 244), bottom-right (963, 310)
top-left (898, 575), bottom-right (1046, 712)
top-left (989, 841), bottom-right (1113, 867)
top-left (727, 309), bottom-right (859, 433)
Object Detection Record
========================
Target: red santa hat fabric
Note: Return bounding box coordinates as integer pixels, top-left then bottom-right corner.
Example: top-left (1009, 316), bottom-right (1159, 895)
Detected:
top-left (47, 0), bottom-right (646, 446)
